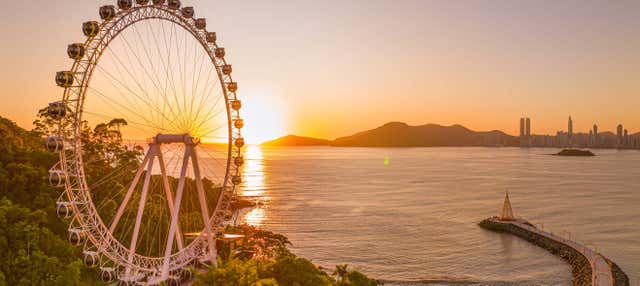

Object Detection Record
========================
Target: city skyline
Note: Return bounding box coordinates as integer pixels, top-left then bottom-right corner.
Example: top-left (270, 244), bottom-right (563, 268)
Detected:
top-left (518, 115), bottom-right (639, 149)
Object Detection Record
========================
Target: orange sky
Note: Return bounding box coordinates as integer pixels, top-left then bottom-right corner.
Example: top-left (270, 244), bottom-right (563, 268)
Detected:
top-left (1, 0), bottom-right (639, 143)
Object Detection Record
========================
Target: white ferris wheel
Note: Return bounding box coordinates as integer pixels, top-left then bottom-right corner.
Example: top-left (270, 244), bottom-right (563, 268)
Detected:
top-left (45, 0), bottom-right (245, 284)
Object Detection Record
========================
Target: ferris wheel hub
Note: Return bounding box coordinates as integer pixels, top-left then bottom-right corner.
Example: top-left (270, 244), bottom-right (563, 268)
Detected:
top-left (153, 133), bottom-right (200, 145)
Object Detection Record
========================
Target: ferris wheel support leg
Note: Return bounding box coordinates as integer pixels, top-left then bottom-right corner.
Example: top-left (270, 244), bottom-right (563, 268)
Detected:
top-left (109, 150), bottom-right (152, 234)
top-left (161, 147), bottom-right (192, 279)
top-left (157, 147), bottom-right (184, 250)
top-left (190, 147), bottom-right (218, 266)
top-left (126, 154), bottom-right (156, 273)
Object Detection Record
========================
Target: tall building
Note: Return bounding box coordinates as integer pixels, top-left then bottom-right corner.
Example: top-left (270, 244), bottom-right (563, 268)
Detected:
top-left (519, 118), bottom-right (525, 138)
top-left (568, 116), bottom-right (573, 146)
top-left (624, 129), bottom-right (629, 148)
top-left (617, 124), bottom-right (624, 146)
top-left (593, 124), bottom-right (598, 147)
top-left (525, 118), bottom-right (531, 137)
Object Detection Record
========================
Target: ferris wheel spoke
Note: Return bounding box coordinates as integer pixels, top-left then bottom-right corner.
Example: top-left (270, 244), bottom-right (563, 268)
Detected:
top-left (191, 105), bottom-right (227, 137)
top-left (116, 31), bottom-right (170, 125)
top-left (188, 39), bottom-right (204, 123)
top-left (131, 24), bottom-right (179, 131)
top-left (191, 80), bottom-right (222, 131)
top-left (192, 85), bottom-right (225, 129)
top-left (83, 110), bottom-right (171, 137)
top-left (86, 86), bottom-right (162, 131)
top-left (191, 57), bottom-right (216, 116)
top-left (91, 70), bottom-right (154, 129)
top-left (102, 45), bottom-right (172, 130)
top-left (145, 20), bottom-right (182, 131)
top-left (129, 25), bottom-right (164, 100)
top-left (161, 20), bottom-right (186, 131)
top-left (100, 47), bottom-right (158, 125)
top-left (94, 64), bottom-right (181, 132)
top-left (175, 23), bottom-right (188, 122)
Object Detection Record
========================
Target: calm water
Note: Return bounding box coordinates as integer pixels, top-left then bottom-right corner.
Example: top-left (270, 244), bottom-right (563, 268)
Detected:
top-left (226, 147), bottom-right (639, 285)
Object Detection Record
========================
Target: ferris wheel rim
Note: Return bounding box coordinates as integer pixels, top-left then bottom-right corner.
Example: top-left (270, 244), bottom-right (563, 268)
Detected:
top-left (53, 3), bottom-right (243, 276)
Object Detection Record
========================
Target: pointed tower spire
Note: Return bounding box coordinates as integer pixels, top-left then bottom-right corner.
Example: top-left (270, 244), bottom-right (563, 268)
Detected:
top-left (499, 191), bottom-right (515, 221)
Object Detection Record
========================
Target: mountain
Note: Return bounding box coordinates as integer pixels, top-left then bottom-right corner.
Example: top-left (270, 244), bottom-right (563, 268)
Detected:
top-left (332, 122), bottom-right (517, 147)
top-left (261, 135), bottom-right (331, 146)
top-left (262, 122), bottom-right (518, 147)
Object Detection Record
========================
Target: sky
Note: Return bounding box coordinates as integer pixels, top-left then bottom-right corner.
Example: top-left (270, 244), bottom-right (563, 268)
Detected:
top-left (1, 0), bottom-right (639, 142)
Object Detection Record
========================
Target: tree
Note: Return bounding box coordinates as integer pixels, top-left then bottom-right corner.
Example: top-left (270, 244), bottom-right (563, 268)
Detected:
top-left (332, 264), bottom-right (349, 284)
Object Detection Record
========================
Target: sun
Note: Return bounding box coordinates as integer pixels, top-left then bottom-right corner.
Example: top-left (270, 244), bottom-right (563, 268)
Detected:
top-left (240, 91), bottom-right (286, 144)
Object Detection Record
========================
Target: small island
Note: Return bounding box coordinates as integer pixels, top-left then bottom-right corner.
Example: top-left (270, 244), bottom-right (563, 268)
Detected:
top-left (555, 149), bottom-right (595, 156)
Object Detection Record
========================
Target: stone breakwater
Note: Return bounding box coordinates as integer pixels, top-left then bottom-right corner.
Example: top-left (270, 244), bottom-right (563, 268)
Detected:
top-left (607, 260), bottom-right (629, 286)
top-left (479, 218), bottom-right (629, 286)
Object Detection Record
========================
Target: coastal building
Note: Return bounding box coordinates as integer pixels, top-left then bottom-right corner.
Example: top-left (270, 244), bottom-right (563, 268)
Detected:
top-left (499, 192), bottom-right (515, 221)
top-left (624, 129), bottom-right (629, 148)
top-left (525, 118), bottom-right (531, 137)
top-left (519, 118), bottom-right (525, 138)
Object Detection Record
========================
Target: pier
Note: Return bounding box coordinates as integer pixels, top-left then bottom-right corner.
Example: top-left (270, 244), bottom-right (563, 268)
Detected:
top-left (480, 193), bottom-right (628, 286)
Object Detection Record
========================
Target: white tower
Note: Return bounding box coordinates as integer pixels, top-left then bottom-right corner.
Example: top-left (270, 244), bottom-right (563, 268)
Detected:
top-left (499, 192), bottom-right (515, 221)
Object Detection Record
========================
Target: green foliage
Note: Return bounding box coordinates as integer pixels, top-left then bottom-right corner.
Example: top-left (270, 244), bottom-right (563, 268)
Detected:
top-left (267, 252), bottom-right (334, 286)
top-left (193, 259), bottom-right (263, 286)
top-left (0, 199), bottom-right (88, 285)
top-left (0, 116), bottom-right (101, 285)
top-left (342, 270), bottom-right (378, 286)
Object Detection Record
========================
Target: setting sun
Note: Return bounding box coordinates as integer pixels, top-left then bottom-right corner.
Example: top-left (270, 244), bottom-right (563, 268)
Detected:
top-left (241, 91), bottom-right (286, 144)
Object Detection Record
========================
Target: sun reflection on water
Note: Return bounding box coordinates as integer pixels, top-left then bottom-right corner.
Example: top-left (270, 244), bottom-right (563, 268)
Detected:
top-left (240, 145), bottom-right (267, 226)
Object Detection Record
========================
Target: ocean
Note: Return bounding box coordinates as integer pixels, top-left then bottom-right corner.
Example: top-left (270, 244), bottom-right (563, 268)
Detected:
top-left (213, 146), bottom-right (639, 285)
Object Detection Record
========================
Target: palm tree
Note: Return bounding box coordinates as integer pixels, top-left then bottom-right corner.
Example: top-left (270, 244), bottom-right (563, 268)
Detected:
top-left (332, 264), bottom-right (349, 284)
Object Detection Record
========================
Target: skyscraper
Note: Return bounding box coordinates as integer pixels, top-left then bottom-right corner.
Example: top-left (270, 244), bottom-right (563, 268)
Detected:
top-left (525, 118), bottom-right (531, 137)
top-left (519, 118), bottom-right (525, 138)
top-left (568, 116), bottom-right (573, 147)
top-left (624, 129), bottom-right (629, 148)
top-left (617, 124), bottom-right (623, 146)
top-left (593, 124), bottom-right (598, 147)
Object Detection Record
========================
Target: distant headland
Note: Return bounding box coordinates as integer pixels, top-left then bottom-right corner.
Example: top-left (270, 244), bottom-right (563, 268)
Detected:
top-left (261, 135), bottom-right (331, 146)
top-left (262, 121), bottom-right (640, 149)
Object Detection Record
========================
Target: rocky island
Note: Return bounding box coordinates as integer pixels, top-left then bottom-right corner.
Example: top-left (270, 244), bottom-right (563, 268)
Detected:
top-left (555, 149), bottom-right (596, 156)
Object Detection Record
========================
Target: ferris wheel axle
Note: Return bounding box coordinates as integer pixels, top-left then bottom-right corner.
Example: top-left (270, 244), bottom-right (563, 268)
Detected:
top-left (153, 133), bottom-right (199, 144)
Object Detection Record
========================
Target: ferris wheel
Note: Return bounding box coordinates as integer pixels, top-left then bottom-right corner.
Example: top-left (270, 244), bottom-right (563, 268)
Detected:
top-left (46, 0), bottom-right (244, 284)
